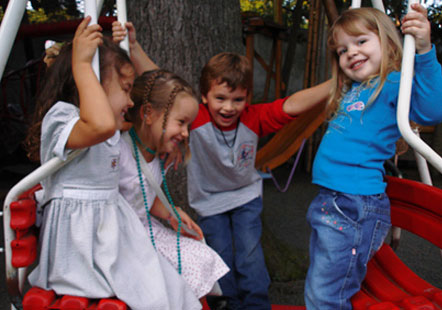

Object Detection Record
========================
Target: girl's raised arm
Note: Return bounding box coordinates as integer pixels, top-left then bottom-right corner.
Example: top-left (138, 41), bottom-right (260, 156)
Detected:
top-left (112, 21), bottom-right (159, 75)
top-left (67, 16), bottom-right (116, 149)
top-left (282, 80), bottom-right (331, 116)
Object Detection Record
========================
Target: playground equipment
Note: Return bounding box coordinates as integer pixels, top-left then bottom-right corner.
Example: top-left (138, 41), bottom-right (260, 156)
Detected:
top-left (1, 0), bottom-right (441, 309)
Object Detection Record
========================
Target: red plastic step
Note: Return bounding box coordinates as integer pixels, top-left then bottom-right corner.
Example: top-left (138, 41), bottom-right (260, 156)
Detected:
top-left (97, 299), bottom-right (127, 310)
top-left (373, 244), bottom-right (442, 302)
top-left (23, 288), bottom-right (128, 310)
top-left (368, 301), bottom-right (401, 309)
top-left (23, 287), bottom-right (56, 310)
top-left (401, 296), bottom-right (436, 310)
top-left (352, 289), bottom-right (378, 309)
top-left (58, 295), bottom-right (90, 309)
top-left (10, 234), bottom-right (37, 267)
top-left (10, 198), bottom-right (36, 230)
top-left (364, 259), bottom-right (409, 302)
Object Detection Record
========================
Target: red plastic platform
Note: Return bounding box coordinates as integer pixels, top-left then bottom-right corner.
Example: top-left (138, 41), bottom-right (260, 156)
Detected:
top-left (9, 177), bottom-right (442, 310)
top-left (351, 176), bottom-right (442, 310)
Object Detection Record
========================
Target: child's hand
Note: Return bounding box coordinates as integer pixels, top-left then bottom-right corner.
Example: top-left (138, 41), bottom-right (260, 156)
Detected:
top-left (72, 16), bottom-right (103, 67)
top-left (401, 3), bottom-right (432, 54)
top-left (121, 121), bottom-right (133, 132)
top-left (169, 207), bottom-right (204, 241)
top-left (112, 21), bottom-right (137, 49)
top-left (43, 41), bottom-right (63, 67)
top-left (162, 147), bottom-right (183, 171)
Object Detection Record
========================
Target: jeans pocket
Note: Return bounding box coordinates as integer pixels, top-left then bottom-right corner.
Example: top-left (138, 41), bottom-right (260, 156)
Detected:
top-left (331, 194), bottom-right (359, 227)
top-left (366, 220), bottom-right (391, 264)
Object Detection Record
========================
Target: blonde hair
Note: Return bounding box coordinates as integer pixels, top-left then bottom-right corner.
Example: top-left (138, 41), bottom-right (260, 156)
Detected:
top-left (326, 7), bottom-right (403, 119)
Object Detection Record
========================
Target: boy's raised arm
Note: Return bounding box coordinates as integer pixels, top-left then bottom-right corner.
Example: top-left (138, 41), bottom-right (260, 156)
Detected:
top-left (282, 80), bottom-right (331, 116)
top-left (112, 21), bottom-right (159, 75)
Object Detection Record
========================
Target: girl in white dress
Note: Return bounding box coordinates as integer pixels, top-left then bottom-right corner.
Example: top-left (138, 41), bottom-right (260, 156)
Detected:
top-left (25, 17), bottom-right (201, 310)
top-left (119, 69), bottom-right (229, 299)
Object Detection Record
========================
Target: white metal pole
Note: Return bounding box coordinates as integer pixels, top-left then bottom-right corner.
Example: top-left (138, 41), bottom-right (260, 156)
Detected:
top-left (351, 0), bottom-right (361, 8)
top-left (0, 0), bottom-right (28, 80)
top-left (413, 130), bottom-right (433, 185)
top-left (96, 0), bottom-right (105, 15)
top-left (396, 0), bottom-right (442, 174)
top-left (84, 0), bottom-right (100, 80)
top-left (117, 0), bottom-right (130, 53)
top-left (371, 0), bottom-right (385, 12)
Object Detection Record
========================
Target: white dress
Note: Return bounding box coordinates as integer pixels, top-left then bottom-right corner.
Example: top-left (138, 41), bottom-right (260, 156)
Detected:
top-left (28, 102), bottom-right (201, 310)
top-left (119, 132), bottom-right (229, 298)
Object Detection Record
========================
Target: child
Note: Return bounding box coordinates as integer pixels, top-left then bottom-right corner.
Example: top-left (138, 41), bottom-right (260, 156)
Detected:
top-left (118, 69), bottom-right (229, 300)
top-left (113, 20), bottom-right (331, 310)
top-left (305, 5), bottom-right (442, 309)
top-left (188, 52), bottom-right (332, 310)
top-left (25, 17), bottom-right (201, 310)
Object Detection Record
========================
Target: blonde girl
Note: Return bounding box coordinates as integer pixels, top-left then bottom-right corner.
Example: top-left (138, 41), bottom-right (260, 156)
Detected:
top-left (119, 69), bottom-right (229, 300)
top-left (305, 5), bottom-right (442, 310)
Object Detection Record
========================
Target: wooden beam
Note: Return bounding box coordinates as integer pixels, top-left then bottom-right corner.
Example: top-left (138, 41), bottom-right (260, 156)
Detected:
top-left (321, 0), bottom-right (339, 24)
top-left (246, 32), bottom-right (255, 103)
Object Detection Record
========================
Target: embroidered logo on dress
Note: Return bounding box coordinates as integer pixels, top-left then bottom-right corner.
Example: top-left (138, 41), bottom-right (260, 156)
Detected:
top-left (237, 143), bottom-right (254, 168)
top-left (110, 156), bottom-right (119, 172)
top-left (346, 101), bottom-right (365, 112)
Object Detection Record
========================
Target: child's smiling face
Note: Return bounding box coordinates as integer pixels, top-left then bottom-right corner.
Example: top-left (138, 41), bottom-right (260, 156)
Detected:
top-left (202, 81), bottom-right (247, 129)
top-left (103, 63), bottom-right (135, 130)
top-left (335, 24), bottom-right (382, 82)
top-left (150, 92), bottom-right (198, 154)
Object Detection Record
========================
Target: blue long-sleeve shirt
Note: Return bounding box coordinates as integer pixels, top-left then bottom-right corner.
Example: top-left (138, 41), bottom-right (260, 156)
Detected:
top-left (312, 46), bottom-right (442, 195)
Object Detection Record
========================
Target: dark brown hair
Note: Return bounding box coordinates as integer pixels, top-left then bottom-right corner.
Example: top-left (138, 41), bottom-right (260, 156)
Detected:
top-left (129, 69), bottom-right (197, 159)
top-left (25, 37), bottom-right (133, 162)
top-left (200, 52), bottom-right (252, 97)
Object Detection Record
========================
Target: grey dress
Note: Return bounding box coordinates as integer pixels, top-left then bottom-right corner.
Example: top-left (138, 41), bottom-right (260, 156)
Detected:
top-left (28, 102), bottom-right (201, 310)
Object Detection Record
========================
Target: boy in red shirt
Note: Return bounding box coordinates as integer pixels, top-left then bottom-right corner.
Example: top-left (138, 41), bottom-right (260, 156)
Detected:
top-left (188, 52), bottom-right (329, 309)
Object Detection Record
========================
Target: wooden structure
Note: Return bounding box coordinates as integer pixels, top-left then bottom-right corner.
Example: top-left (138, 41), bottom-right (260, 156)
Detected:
top-left (242, 14), bottom-right (287, 103)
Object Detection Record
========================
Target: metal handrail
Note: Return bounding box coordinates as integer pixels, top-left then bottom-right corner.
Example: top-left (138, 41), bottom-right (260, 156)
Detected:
top-left (396, 1), bottom-right (442, 174)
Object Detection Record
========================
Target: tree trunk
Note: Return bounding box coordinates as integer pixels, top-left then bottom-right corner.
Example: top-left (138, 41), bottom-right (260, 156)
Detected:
top-left (127, 0), bottom-right (244, 93)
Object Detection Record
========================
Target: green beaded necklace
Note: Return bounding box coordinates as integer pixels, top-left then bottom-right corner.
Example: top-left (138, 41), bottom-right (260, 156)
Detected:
top-left (159, 157), bottom-right (182, 274)
top-left (129, 131), bottom-right (183, 274)
top-left (129, 127), bottom-right (156, 155)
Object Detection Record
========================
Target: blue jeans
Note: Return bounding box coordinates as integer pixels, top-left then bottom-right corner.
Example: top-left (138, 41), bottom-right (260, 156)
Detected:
top-left (304, 187), bottom-right (391, 310)
top-left (198, 197), bottom-right (271, 310)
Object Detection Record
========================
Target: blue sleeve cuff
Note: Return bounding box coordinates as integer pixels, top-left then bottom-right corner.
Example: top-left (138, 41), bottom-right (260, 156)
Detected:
top-left (415, 44), bottom-right (437, 67)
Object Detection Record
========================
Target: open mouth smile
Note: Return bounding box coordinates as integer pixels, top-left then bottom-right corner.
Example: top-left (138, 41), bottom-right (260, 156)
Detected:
top-left (350, 59), bottom-right (366, 70)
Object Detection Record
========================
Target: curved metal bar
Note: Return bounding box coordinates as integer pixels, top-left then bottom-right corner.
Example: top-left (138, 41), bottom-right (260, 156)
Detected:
top-left (397, 1), bottom-right (442, 174)
top-left (3, 150), bottom-right (83, 308)
top-left (0, 0), bottom-right (27, 80)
